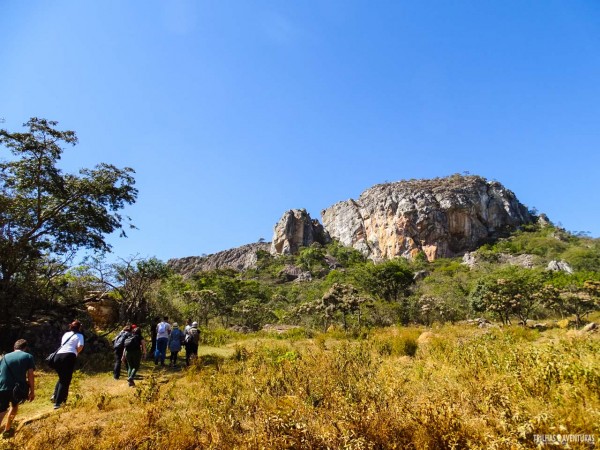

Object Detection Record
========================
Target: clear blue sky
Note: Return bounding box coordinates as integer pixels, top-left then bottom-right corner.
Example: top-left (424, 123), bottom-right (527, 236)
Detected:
top-left (2, 1), bottom-right (599, 262)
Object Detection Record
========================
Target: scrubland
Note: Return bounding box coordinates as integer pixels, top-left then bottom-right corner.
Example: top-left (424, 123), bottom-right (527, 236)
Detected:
top-left (3, 324), bottom-right (599, 450)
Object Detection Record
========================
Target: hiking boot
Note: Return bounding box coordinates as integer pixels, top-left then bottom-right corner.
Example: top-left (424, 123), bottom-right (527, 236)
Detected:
top-left (128, 378), bottom-right (135, 387)
top-left (2, 429), bottom-right (15, 439)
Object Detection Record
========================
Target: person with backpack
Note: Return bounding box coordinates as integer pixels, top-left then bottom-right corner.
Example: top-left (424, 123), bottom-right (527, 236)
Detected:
top-left (112, 325), bottom-right (131, 380)
top-left (123, 327), bottom-right (146, 387)
top-left (154, 316), bottom-right (171, 366)
top-left (184, 322), bottom-right (200, 366)
top-left (0, 339), bottom-right (35, 439)
top-left (168, 323), bottom-right (184, 367)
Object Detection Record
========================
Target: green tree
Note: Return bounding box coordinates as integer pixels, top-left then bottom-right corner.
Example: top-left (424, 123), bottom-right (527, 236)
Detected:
top-left (0, 118), bottom-right (137, 321)
top-left (470, 267), bottom-right (545, 325)
top-left (296, 243), bottom-right (326, 273)
top-left (357, 259), bottom-right (414, 324)
top-left (318, 283), bottom-right (368, 330)
top-left (183, 289), bottom-right (218, 326)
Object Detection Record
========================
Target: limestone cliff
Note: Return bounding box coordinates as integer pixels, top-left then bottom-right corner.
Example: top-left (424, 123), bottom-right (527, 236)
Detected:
top-left (168, 242), bottom-right (271, 277)
top-left (270, 209), bottom-right (330, 255)
top-left (321, 175), bottom-right (532, 261)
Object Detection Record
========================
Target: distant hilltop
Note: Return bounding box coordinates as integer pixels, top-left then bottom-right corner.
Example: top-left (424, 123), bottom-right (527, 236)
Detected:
top-left (169, 174), bottom-right (535, 275)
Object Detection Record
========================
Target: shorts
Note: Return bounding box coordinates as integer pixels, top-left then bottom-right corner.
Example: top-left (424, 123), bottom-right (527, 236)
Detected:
top-left (0, 390), bottom-right (16, 412)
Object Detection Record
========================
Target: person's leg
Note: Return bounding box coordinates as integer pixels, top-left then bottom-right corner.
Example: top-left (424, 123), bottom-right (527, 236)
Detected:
top-left (0, 393), bottom-right (8, 431)
top-left (127, 351), bottom-right (141, 386)
top-left (55, 353), bottom-right (76, 406)
top-left (113, 349), bottom-right (123, 379)
top-left (4, 403), bottom-right (17, 432)
top-left (172, 351), bottom-right (178, 366)
top-left (157, 338), bottom-right (168, 365)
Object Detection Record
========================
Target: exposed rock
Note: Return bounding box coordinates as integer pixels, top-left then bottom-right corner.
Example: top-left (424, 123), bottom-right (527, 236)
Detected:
top-left (168, 242), bottom-right (271, 276)
top-left (262, 324), bottom-right (302, 334)
top-left (546, 260), bottom-right (574, 274)
top-left (322, 175), bottom-right (532, 261)
top-left (278, 265), bottom-right (307, 282)
top-left (85, 291), bottom-right (118, 328)
top-left (462, 251), bottom-right (536, 269)
top-left (271, 209), bottom-right (331, 255)
top-left (537, 213), bottom-right (553, 229)
top-left (413, 270), bottom-right (429, 281)
top-left (295, 271), bottom-right (313, 282)
top-left (498, 253), bottom-right (536, 268)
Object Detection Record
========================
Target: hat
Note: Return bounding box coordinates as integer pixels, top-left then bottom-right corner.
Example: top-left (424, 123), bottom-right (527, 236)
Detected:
top-left (131, 324), bottom-right (137, 329)
top-left (192, 322), bottom-right (198, 327)
top-left (173, 322), bottom-right (179, 327)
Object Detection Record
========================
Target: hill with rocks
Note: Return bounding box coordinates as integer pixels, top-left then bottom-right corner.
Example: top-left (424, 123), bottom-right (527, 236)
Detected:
top-left (169, 174), bottom-right (533, 274)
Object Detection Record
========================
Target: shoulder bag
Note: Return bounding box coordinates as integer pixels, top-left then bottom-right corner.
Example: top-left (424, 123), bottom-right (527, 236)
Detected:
top-left (45, 332), bottom-right (76, 368)
top-left (1, 356), bottom-right (29, 404)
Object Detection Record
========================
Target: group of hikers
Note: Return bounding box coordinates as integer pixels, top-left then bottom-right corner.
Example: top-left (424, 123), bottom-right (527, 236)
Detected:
top-left (112, 317), bottom-right (201, 386)
top-left (0, 317), bottom-right (200, 438)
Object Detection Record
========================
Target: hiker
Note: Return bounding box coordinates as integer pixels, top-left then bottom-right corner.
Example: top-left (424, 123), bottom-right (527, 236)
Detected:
top-left (52, 320), bottom-right (84, 409)
top-left (183, 318), bottom-right (192, 335)
top-left (184, 321), bottom-right (200, 366)
top-left (112, 325), bottom-right (132, 380)
top-left (154, 316), bottom-right (171, 366)
top-left (0, 339), bottom-right (35, 439)
top-left (168, 323), bottom-right (184, 367)
top-left (149, 317), bottom-right (159, 356)
top-left (123, 327), bottom-right (146, 386)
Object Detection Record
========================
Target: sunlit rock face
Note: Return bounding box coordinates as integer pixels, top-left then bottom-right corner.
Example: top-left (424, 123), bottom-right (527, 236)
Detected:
top-left (321, 175), bottom-right (532, 261)
top-left (168, 242), bottom-right (271, 276)
top-left (270, 209), bottom-right (331, 255)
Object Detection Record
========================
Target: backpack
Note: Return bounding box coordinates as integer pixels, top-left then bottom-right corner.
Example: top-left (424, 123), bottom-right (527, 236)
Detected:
top-left (185, 327), bottom-right (199, 345)
top-left (124, 334), bottom-right (140, 350)
top-left (113, 331), bottom-right (130, 350)
top-left (157, 322), bottom-right (167, 334)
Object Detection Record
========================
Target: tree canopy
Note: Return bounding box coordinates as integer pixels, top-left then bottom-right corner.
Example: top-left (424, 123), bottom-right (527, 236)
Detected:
top-left (0, 118), bottom-right (138, 320)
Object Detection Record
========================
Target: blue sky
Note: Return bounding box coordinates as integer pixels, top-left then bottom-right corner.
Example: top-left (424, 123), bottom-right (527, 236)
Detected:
top-left (2, 1), bottom-right (599, 262)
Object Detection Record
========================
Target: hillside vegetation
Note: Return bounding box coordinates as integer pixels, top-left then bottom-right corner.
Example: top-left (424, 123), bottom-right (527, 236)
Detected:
top-left (139, 222), bottom-right (600, 333)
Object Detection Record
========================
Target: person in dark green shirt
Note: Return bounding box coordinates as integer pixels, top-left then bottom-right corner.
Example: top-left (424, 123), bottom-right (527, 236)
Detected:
top-left (0, 339), bottom-right (35, 438)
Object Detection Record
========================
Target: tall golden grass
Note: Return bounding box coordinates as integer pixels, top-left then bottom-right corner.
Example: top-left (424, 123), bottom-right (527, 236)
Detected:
top-left (4, 325), bottom-right (598, 449)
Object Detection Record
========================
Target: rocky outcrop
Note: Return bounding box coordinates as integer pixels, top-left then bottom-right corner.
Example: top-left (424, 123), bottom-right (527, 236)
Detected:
top-left (546, 260), bottom-right (574, 274)
top-left (322, 175), bottom-right (532, 261)
top-left (168, 242), bottom-right (271, 277)
top-left (462, 252), bottom-right (536, 269)
top-left (270, 209), bottom-right (330, 255)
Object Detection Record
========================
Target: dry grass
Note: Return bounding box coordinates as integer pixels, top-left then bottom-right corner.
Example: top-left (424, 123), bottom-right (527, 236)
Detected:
top-left (2, 325), bottom-right (598, 449)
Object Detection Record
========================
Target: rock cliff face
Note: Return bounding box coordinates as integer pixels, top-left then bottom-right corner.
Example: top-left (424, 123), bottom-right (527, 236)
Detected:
top-left (270, 209), bottom-right (330, 255)
top-left (321, 175), bottom-right (532, 261)
top-left (168, 242), bottom-right (271, 277)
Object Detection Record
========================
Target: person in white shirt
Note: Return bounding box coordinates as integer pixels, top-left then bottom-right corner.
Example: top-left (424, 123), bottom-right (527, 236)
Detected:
top-left (154, 316), bottom-right (171, 366)
top-left (52, 320), bottom-right (84, 409)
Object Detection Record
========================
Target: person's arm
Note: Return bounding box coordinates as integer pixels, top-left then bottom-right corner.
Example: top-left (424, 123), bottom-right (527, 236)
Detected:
top-left (27, 368), bottom-right (35, 401)
top-left (76, 334), bottom-right (84, 354)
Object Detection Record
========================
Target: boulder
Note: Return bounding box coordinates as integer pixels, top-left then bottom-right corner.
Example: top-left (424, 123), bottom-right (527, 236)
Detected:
top-left (271, 209), bottom-right (330, 255)
top-left (546, 260), bottom-right (574, 274)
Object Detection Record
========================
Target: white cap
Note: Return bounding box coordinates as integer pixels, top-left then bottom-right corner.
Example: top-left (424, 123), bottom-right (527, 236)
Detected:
top-left (192, 322), bottom-right (198, 327)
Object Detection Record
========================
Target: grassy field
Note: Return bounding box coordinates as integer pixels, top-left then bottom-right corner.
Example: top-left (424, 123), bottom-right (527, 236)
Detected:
top-left (2, 323), bottom-right (599, 450)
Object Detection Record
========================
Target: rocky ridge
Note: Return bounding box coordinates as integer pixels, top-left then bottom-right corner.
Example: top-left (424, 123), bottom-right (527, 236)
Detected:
top-left (168, 242), bottom-right (270, 277)
top-left (169, 175), bottom-right (534, 275)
